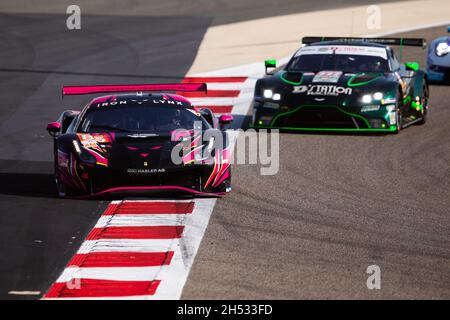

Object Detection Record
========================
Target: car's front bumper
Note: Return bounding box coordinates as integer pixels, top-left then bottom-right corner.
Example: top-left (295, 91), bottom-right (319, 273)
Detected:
top-left (251, 103), bottom-right (397, 132)
top-left (62, 161), bottom-right (231, 198)
top-left (427, 64), bottom-right (450, 83)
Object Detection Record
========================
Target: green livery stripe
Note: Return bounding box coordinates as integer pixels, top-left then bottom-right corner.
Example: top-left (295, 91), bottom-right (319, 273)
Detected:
top-left (280, 71), bottom-right (304, 85)
top-left (250, 125), bottom-right (396, 132)
top-left (347, 72), bottom-right (383, 87)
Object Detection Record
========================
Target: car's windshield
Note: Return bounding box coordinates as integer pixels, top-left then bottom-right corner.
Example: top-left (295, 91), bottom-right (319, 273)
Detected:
top-left (287, 47), bottom-right (389, 73)
top-left (79, 104), bottom-right (209, 133)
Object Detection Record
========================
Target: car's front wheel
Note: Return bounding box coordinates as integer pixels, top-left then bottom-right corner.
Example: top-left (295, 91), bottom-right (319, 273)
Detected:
top-left (55, 175), bottom-right (67, 197)
top-left (395, 108), bottom-right (402, 133)
top-left (417, 83), bottom-right (429, 125)
top-left (54, 154), bottom-right (77, 198)
top-left (53, 153), bottom-right (66, 197)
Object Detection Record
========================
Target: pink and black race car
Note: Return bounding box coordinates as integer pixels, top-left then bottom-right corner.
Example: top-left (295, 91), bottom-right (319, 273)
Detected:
top-left (46, 84), bottom-right (233, 198)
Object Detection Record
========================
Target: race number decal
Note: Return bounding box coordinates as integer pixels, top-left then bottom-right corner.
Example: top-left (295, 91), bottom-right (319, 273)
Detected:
top-left (312, 71), bottom-right (343, 83)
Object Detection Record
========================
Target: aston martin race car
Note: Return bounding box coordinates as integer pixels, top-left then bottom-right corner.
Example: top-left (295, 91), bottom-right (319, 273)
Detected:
top-left (46, 84), bottom-right (233, 198)
top-left (251, 37), bottom-right (429, 132)
top-left (427, 26), bottom-right (450, 83)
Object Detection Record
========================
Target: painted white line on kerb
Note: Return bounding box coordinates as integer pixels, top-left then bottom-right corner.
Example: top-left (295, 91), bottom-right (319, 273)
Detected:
top-left (45, 198), bottom-right (217, 300)
top-left (56, 266), bottom-right (172, 282)
top-left (8, 291), bottom-right (41, 296)
top-left (94, 214), bottom-right (189, 228)
top-left (149, 198), bottom-right (217, 300)
top-left (77, 239), bottom-right (180, 254)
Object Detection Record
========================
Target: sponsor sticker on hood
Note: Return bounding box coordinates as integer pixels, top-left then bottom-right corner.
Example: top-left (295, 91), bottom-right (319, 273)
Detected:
top-left (77, 133), bottom-right (111, 148)
top-left (312, 71), bottom-right (343, 83)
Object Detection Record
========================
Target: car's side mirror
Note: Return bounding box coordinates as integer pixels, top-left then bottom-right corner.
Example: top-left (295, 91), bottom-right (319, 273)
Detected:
top-left (447, 26), bottom-right (450, 33)
top-left (265, 59), bottom-right (277, 75)
top-left (405, 62), bottom-right (419, 72)
top-left (219, 114), bottom-right (233, 127)
top-left (46, 122), bottom-right (61, 137)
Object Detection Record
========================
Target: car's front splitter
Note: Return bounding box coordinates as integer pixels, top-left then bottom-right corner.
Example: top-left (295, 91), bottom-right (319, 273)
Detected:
top-left (426, 68), bottom-right (450, 83)
top-left (66, 185), bottom-right (226, 199)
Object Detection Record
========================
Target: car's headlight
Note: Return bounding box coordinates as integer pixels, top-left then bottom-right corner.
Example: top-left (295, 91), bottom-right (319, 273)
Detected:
top-left (272, 93), bottom-right (281, 101)
top-left (362, 95), bottom-right (372, 104)
top-left (263, 89), bottom-right (281, 101)
top-left (373, 92), bottom-right (383, 100)
top-left (263, 89), bottom-right (273, 98)
top-left (361, 92), bottom-right (383, 104)
top-left (436, 42), bottom-right (450, 56)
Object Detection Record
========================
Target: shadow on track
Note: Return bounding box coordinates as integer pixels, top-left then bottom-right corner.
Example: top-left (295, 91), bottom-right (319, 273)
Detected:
top-left (0, 172), bottom-right (57, 198)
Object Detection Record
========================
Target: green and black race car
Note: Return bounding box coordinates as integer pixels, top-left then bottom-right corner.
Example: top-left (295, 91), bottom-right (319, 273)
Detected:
top-left (251, 37), bottom-right (429, 133)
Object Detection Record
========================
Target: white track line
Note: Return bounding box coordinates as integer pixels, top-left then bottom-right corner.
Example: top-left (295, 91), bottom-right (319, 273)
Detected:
top-left (56, 265), bottom-right (171, 282)
top-left (150, 198), bottom-right (216, 299)
top-left (94, 214), bottom-right (189, 228)
top-left (77, 239), bottom-right (180, 254)
top-left (45, 198), bottom-right (217, 300)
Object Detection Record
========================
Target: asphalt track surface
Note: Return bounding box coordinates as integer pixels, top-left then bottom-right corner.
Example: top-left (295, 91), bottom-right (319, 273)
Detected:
top-left (0, 9), bottom-right (211, 299)
top-left (0, 0), bottom-right (409, 25)
top-left (183, 27), bottom-right (450, 299)
top-left (0, 1), bottom-right (448, 299)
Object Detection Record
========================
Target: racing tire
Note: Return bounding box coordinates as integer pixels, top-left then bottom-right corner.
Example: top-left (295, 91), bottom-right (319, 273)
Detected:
top-left (393, 91), bottom-right (403, 134)
top-left (53, 153), bottom-right (66, 197)
top-left (54, 155), bottom-right (74, 198)
top-left (54, 166), bottom-right (68, 198)
top-left (56, 177), bottom-right (67, 198)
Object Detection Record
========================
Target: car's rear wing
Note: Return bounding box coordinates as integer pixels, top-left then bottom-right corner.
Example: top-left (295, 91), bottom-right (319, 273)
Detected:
top-left (301, 36), bottom-right (427, 48)
top-left (62, 83), bottom-right (207, 96)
